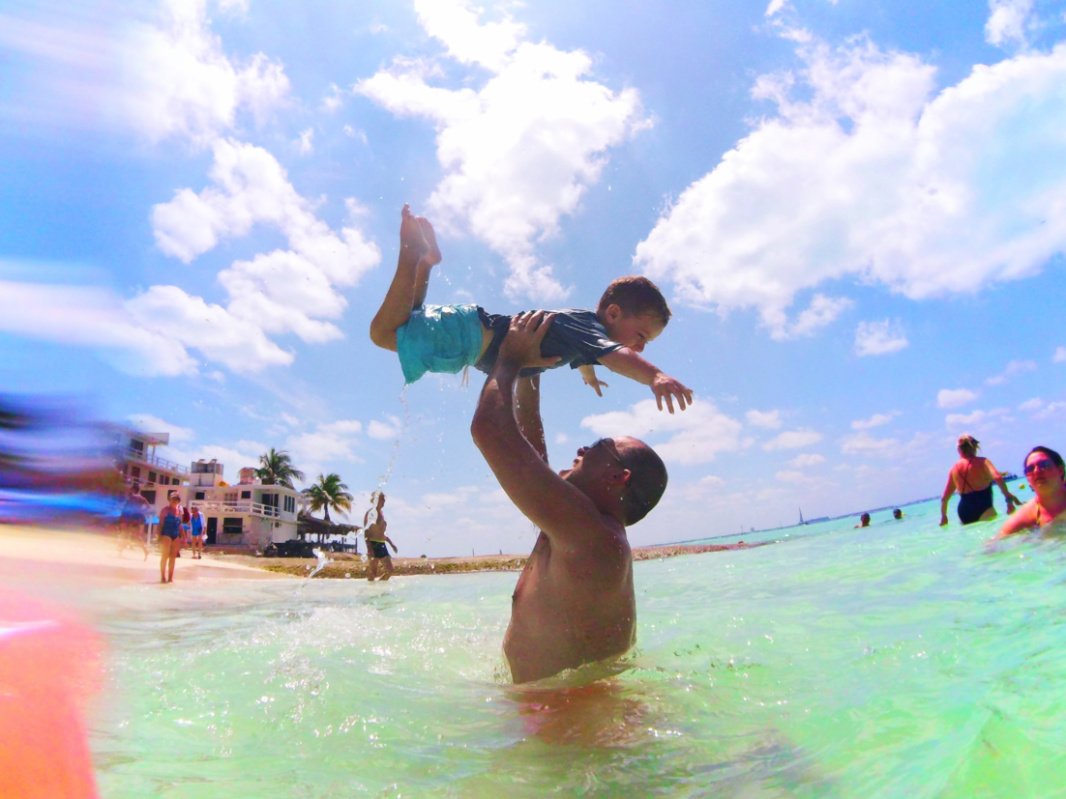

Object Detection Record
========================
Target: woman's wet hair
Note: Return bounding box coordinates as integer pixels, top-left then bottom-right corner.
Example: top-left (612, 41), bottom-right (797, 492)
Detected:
top-left (957, 434), bottom-right (980, 457)
top-left (1025, 445), bottom-right (1064, 471)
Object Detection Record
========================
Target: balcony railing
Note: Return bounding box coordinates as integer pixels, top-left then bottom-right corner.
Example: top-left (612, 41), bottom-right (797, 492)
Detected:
top-left (124, 447), bottom-right (188, 474)
top-left (195, 500), bottom-right (291, 519)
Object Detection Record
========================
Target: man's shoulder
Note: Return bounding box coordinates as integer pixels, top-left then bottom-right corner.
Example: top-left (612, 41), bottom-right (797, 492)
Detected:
top-left (543, 515), bottom-right (631, 565)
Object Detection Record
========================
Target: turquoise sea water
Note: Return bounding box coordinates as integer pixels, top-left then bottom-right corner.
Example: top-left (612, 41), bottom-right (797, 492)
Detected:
top-left (80, 498), bottom-right (1065, 797)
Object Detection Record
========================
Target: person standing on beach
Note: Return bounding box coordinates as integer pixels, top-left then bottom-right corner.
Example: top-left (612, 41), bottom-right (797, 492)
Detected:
top-left (939, 434), bottom-right (1020, 526)
top-left (471, 311), bottom-right (668, 684)
top-left (158, 493), bottom-right (183, 583)
top-left (189, 506), bottom-right (205, 559)
top-left (363, 492), bottom-right (397, 581)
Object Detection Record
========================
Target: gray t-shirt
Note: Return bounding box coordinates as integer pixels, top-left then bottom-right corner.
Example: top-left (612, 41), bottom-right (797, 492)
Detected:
top-left (476, 308), bottom-right (622, 376)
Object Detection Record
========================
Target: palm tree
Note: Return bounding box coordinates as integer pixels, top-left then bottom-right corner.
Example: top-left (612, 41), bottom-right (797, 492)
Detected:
top-left (255, 448), bottom-right (305, 489)
top-left (301, 473), bottom-right (354, 523)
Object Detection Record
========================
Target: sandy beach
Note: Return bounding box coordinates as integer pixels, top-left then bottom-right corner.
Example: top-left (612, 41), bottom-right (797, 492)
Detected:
top-left (0, 525), bottom-right (762, 584)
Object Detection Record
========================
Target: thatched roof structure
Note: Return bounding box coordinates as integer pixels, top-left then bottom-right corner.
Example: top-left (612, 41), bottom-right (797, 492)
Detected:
top-left (297, 511), bottom-right (359, 540)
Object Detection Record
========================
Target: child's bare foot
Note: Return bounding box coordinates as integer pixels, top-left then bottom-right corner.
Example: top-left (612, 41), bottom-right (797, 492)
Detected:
top-left (400, 204), bottom-right (428, 261)
top-left (417, 216), bottom-right (441, 267)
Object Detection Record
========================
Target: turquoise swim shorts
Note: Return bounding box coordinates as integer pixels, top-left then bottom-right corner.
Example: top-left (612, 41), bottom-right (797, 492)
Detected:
top-left (396, 304), bottom-right (484, 384)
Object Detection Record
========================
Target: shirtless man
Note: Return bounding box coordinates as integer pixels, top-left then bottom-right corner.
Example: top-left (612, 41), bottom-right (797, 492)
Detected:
top-left (471, 311), bottom-right (668, 683)
top-left (363, 492), bottom-right (397, 581)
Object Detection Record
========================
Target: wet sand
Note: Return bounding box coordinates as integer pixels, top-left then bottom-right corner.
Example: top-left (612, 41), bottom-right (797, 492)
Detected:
top-left (0, 525), bottom-right (290, 585)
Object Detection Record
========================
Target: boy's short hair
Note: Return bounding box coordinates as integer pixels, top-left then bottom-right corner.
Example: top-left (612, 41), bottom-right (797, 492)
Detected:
top-left (597, 276), bottom-right (671, 325)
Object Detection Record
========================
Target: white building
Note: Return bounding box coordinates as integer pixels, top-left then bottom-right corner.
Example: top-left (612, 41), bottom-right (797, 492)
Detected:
top-left (185, 460), bottom-right (300, 552)
top-left (113, 427), bottom-right (188, 516)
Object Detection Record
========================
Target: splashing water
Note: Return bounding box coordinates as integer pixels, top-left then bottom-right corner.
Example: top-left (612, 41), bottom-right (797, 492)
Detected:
top-left (307, 547), bottom-right (331, 579)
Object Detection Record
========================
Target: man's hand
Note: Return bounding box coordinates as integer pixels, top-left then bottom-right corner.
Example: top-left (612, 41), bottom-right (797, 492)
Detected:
top-left (651, 372), bottom-right (694, 413)
top-left (499, 311), bottom-right (561, 370)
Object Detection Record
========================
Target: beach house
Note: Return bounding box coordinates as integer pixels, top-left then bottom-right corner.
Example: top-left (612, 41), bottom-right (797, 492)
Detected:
top-left (186, 460), bottom-right (300, 552)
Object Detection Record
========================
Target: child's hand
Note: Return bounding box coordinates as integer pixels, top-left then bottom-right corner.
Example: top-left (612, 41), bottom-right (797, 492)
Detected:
top-left (651, 373), bottom-right (693, 413)
top-left (583, 374), bottom-right (609, 397)
top-left (579, 366), bottom-right (608, 397)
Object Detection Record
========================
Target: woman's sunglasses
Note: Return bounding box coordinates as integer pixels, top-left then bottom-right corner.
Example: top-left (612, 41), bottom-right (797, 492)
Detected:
top-left (1024, 458), bottom-right (1057, 475)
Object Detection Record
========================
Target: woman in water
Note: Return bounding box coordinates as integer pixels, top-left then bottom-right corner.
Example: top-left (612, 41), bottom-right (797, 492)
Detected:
top-left (939, 434), bottom-right (1020, 526)
top-left (995, 446), bottom-right (1066, 538)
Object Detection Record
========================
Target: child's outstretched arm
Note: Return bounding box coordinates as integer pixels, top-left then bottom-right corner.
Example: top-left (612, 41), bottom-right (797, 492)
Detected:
top-left (598, 348), bottom-right (693, 413)
top-left (578, 364), bottom-right (609, 397)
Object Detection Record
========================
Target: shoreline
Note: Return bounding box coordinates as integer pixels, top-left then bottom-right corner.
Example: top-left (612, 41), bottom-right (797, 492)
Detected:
top-left (0, 525), bottom-right (766, 583)
top-left (223, 540), bottom-right (768, 579)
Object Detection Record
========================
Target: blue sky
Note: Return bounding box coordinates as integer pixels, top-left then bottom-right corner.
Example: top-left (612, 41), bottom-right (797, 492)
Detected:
top-left (3, 0), bottom-right (1066, 556)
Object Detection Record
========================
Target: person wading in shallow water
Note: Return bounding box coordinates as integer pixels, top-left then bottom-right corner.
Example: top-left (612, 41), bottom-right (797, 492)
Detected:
top-left (363, 492), bottom-right (397, 581)
top-left (940, 433), bottom-right (1019, 526)
top-left (470, 311), bottom-right (668, 684)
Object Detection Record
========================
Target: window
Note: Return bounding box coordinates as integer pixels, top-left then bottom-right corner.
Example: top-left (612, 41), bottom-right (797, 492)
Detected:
top-left (222, 517), bottom-right (243, 535)
top-left (224, 492), bottom-right (237, 504)
top-left (240, 490), bottom-right (251, 500)
top-left (194, 491), bottom-right (205, 500)
top-left (283, 496), bottom-right (295, 513)
top-left (148, 471), bottom-right (157, 484)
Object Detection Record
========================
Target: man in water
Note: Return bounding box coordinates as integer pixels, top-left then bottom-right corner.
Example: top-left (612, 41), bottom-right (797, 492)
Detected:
top-left (471, 311), bottom-right (668, 684)
top-left (363, 492), bottom-right (397, 581)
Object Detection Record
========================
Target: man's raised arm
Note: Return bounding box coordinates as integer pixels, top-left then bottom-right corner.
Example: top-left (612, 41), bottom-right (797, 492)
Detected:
top-left (471, 312), bottom-right (602, 536)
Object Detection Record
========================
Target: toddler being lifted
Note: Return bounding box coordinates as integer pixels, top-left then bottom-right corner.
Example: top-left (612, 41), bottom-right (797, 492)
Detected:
top-left (369, 206), bottom-right (693, 413)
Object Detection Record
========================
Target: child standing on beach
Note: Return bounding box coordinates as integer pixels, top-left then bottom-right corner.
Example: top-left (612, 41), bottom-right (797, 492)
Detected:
top-left (369, 206), bottom-right (693, 413)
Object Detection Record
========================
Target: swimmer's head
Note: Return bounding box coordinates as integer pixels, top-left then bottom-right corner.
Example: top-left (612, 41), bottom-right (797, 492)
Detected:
top-left (957, 434), bottom-right (980, 457)
top-left (1024, 445), bottom-right (1064, 473)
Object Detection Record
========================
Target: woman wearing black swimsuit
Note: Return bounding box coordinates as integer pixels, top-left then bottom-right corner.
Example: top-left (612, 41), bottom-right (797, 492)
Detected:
top-left (939, 434), bottom-right (1019, 526)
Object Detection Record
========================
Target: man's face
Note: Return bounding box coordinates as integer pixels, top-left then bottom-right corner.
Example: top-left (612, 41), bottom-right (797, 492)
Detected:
top-left (602, 307), bottom-right (664, 353)
top-left (560, 437), bottom-right (634, 487)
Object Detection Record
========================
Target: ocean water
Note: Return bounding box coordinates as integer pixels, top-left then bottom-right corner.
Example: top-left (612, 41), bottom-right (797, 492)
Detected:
top-left (79, 498), bottom-right (1065, 797)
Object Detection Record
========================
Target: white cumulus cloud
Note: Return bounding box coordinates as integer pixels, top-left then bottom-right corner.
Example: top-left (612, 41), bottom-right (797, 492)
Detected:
top-left (855, 319), bottom-right (908, 356)
top-left (851, 411), bottom-right (899, 430)
top-left (356, 0), bottom-right (650, 301)
top-left (763, 429), bottom-right (822, 451)
top-left (986, 0), bottom-right (1035, 49)
top-left (937, 388), bottom-right (978, 409)
top-left (633, 33), bottom-right (1066, 340)
top-left (580, 399), bottom-right (747, 466)
top-left (147, 139), bottom-right (381, 371)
